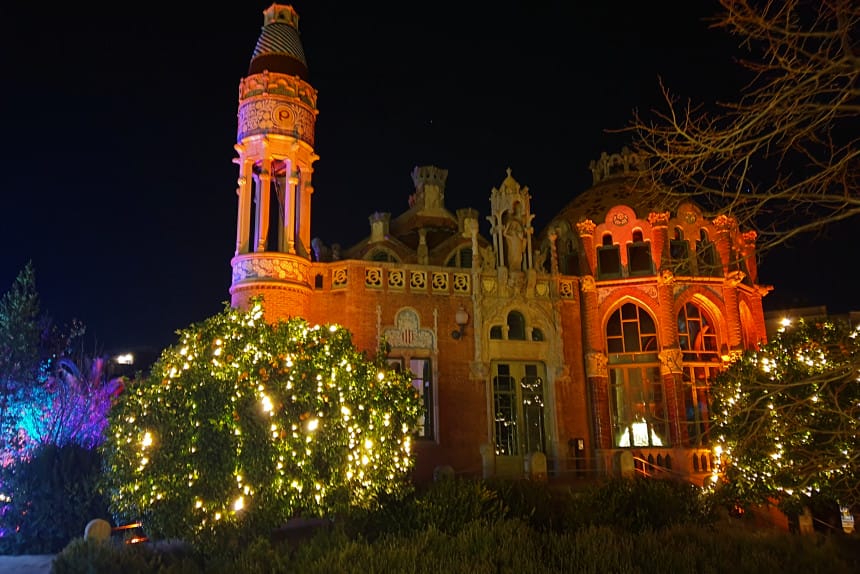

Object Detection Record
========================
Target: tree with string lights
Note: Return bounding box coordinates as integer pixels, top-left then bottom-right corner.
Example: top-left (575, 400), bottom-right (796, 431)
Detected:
top-left (99, 298), bottom-right (421, 547)
top-left (711, 318), bottom-right (860, 518)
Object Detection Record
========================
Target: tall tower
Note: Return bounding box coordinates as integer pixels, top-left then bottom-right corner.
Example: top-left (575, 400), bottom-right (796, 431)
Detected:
top-left (230, 4), bottom-right (319, 318)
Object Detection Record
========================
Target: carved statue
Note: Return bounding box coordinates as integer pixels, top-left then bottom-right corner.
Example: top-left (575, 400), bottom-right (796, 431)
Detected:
top-left (504, 214), bottom-right (526, 271)
top-left (534, 249), bottom-right (548, 273)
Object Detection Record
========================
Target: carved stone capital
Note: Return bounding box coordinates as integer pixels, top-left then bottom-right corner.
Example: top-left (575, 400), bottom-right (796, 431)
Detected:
top-left (712, 214), bottom-right (736, 233)
top-left (658, 268), bottom-right (675, 286)
top-left (580, 275), bottom-right (597, 293)
top-left (741, 230), bottom-right (757, 245)
top-left (576, 219), bottom-right (596, 237)
top-left (658, 348), bottom-right (684, 375)
top-left (585, 352), bottom-right (608, 378)
top-left (647, 211), bottom-right (670, 227)
top-left (725, 270), bottom-right (745, 287)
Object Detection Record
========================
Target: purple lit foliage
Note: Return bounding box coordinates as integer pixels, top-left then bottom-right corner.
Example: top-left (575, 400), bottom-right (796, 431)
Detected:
top-left (17, 356), bottom-right (124, 450)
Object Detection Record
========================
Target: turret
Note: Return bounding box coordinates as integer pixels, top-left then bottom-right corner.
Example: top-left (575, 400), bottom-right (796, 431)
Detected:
top-left (230, 4), bottom-right (319, 319)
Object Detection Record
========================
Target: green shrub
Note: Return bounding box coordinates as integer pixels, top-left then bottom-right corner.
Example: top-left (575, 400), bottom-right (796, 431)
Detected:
top-left (579, 476), bottom-right (717, 533)
top-left (336, 489), bottom-right (419, 542)
top-left (337, 477), bottom-right (509, 542)
top-left (99, 300), bottom-right (421, 550)
top-left (414, 476), bottom-right (507, 535)
top-left (487, 478), bottom-right (579, 532)
top-left (52, 537), bottom-right (202, 574)
top-left (51, 517), bottom-right (860, 574)
top-left (0, 444), bottom-right (111, 554)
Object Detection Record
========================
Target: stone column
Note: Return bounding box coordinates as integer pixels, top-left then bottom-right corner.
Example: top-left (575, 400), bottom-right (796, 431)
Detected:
top-left (723, 272), bottom-right (745, 350)
top-left (740, 230), bottom-right (758, 284)
top-left (582, 276), bottom-right (611, 449)
top-left (235, 155), bottom-right (253, 256)
top-left (712, 215), bottom-right (743, 350)
top-left (256, 164), bottom-right (272, 252)
top-left (712, 215), bottom-right (736, 277)
top-left (286, 173), bottom-right (298, 254)
top-left (298, 164), bottom-right (315, 256)
top-left (576, 220), bottom-right (597, 276)
top-left (656, 269), bottom-right (683, 446)
top-left (648, 211), bottom-right (670, 271)
top-left (658, 347), bottom-right (684, 446)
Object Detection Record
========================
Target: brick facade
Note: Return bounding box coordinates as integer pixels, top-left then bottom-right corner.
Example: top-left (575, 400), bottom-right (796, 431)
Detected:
top-left (224, 4), bottom-right (770, 485)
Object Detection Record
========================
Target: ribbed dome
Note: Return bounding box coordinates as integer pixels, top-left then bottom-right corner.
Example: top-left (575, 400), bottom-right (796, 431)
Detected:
top-left (248, 4), bottom-right (309, 80)
top-left (551, 148), bottom-right (669, 226)
top-left (556, 176), bottom-right (651, 225)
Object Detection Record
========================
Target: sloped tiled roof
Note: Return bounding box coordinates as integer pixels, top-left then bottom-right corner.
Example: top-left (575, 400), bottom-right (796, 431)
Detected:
top-left (249, 5), bottom-right (309, 79)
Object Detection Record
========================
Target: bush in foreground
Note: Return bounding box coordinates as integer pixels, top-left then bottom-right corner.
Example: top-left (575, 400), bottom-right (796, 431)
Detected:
top-left (99, 298), bottom-right (422, 552)
top-left (0, 444), bottom-right (110, 554)
top-left (53, 517), bottom-right (860, 574)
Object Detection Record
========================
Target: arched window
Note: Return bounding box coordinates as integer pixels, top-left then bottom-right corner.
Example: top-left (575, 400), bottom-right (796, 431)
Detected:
top-left (678, 302), bottom-right (720, 446)
top-left (695, 230), bottom-right (721, 277)
top-left (507, 311), bottom-right (526, 340)
top-left (627, 229), bottom-right (653, 276)
top-left (560, 238), bottom-right (579, 275)
top-left (445, 246), bottom-right (473, 268)
top-left (678, 303), bottom-right (718, 361)
top-left (606, 303), bottom-right (657, 353)
top-left (605, 303), bottom-right (665, 448)
top-left (670, 227), bottom-right (691, 275)
top-left (369, 249), bottom-right (398, 263)
top-left (597, 233), bottom-right (621, 279)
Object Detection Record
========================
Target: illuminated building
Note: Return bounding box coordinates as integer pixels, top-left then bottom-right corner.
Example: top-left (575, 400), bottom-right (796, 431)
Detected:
top-left (228, 4), bottom-right (769, 484)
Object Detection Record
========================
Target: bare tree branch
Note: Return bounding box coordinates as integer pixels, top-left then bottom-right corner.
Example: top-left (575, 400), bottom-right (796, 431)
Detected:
top-left (624, 0), bottom-right (859, 256)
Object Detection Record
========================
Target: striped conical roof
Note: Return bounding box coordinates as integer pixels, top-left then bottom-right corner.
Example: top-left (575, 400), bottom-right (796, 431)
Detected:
top-left (248, 4), bottom-right (308, 80)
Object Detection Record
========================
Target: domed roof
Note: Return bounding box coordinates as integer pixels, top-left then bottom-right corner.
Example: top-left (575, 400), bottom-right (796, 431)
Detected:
top-left (552, 148), bottom-right (670, 226)
top-left (248, 4), bottom-right (309, 80)
top-left (556, 176), bottom-right (651, 225)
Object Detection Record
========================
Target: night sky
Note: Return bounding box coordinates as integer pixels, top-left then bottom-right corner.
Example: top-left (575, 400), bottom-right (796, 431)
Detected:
top-left (1, 1), bottom-right (849, 357)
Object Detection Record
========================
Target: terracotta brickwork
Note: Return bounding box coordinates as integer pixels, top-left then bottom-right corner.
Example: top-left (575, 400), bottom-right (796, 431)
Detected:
top-left (222, 4), bottom-right (771, 485)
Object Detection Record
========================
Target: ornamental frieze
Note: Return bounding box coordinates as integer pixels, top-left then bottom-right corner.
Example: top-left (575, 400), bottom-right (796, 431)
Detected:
top-left (232, 254), bottom-right (309, 284)
top-left (452, 273), bottom-right (471, 294)
top-left (237, 97), bottom-right (316, 145)
top-left (637, 284), bottom-right (658, 300)
top-left (558, 279), bottom-right (575, 299)
top-left (239, 73), bottom-right (318, 108)
top-left (647, 211), bottom-right (670, 226)
top-left (611, 211), bottom-right (629, 226)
